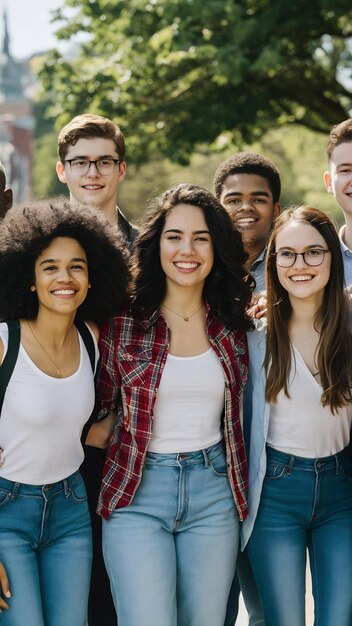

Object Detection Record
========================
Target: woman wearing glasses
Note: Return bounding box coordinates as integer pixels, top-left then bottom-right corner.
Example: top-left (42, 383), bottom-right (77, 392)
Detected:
top-left (242, 206), bottom-right (352, 626)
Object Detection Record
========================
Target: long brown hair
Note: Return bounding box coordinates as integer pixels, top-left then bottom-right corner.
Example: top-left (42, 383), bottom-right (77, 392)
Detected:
top-left (130, 184), bottom-right (254, 330)
top-left (264, 206), bottom-right (352, 413)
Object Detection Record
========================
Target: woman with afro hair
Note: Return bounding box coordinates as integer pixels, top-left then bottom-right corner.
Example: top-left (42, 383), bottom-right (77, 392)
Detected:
top-left (0, 198), bottom-right (129, 626)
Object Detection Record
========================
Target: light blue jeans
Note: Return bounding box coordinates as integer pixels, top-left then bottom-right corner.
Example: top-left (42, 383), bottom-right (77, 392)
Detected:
top-left (0, 471), bottom-right (92, 626)
top-left (102, 440), bottom-right (239, 626)
top-left (248, 446), bottom-right (352, 626)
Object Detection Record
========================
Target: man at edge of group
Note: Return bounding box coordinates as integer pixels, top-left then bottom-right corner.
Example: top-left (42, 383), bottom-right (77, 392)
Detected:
top-left (0, 161), bottom-right (13, 219)
top-left (324, 118), bottom-right (352, 287)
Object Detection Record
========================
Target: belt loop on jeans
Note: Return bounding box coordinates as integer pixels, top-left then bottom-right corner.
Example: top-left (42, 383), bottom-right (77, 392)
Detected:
top-left (10, 482), bottom-right (20, 501)
top-left (63, 477), bottom-right (71, 497)
top-left (286, 455), bottom-right (295, 476)
top-left (202, 448), bottom-right (209, 468)
top-left (334, 453), bottom-right (340, 475)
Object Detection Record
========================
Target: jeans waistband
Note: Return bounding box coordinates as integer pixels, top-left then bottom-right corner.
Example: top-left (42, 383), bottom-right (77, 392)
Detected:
top-left (0, 470), bottom-right (82, 499)
top-left (145, 439), bottom-right (224, 467)
top-left (266, 445), bottom-right (349, 472)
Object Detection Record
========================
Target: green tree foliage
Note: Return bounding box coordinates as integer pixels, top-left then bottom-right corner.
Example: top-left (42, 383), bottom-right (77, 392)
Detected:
top-left (117, 125), bottom-right (342, 225)
top-left (39, 0), bottom-right (352, 164)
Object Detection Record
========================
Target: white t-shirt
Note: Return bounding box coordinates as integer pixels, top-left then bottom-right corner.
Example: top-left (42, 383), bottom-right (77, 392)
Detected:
top-left (149, 347), bottom-right (225, 453)
top-left (267, 345), bottom-right (352, 458)
top-left (0, 323), bottom-right (98, 484)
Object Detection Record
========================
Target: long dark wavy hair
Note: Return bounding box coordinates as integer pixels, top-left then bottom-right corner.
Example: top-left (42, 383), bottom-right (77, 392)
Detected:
top-left (264, 205), bottom-right (352, 412)
top-left (0, 198), bottom-right (130, 324)
top-left (130, 183), bottom-right (254, 330)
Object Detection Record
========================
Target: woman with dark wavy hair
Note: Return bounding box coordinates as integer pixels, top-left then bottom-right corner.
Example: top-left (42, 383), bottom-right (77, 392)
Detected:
top-left (89, 183), bottom-right (254, 626)
top-left (243, 206), bottom-right (352, 626)
top-left (0, 199), bottom-right (129, 626)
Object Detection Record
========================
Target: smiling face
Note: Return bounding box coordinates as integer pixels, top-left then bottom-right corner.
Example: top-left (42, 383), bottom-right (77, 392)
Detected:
top-left (275, 221), bottom-right (331, 307)
top-left (32, 237), bottom-right (89, 317)
top-left (56, 137), bottom-right (126, 215)
top-left (324, 142), bottom-right (352, 220)
top-left (219, 173), bottom-right (280, 254)
top-left (160, 203), bottom-right (214, 294)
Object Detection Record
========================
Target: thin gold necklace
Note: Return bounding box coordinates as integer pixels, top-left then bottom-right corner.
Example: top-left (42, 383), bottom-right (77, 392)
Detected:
top-left (161, 302), bottom-right (204, 322)
top-left (26, 320), bottom-right (72, 377)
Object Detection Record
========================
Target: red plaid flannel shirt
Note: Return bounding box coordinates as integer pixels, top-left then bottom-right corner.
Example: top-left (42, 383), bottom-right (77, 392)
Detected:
top-left (97, 308), bottom-right (249, 521)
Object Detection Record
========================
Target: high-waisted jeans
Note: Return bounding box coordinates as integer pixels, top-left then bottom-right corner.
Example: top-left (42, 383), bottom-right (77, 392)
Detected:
top-left (0, 471), bottom-right (92, 626)
top-left (248, 446), bottom-right (352, 626)
top-left (102, 440), bottom-right (239, 626)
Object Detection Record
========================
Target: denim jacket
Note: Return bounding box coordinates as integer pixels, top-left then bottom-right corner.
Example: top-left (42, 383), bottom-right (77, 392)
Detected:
top-left (241, 326), bottom-right (269, 549)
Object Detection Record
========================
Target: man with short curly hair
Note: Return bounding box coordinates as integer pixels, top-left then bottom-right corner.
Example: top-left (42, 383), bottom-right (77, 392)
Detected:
top-left (214, 151), bottom-right (281, 292)
top-left (214, 151), bottom-right (282, 626)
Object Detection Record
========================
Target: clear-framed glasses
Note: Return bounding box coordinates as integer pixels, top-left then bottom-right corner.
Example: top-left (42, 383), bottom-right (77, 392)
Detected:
top-left (64, 158), bottom-right (121, 176)
top-left (275, 249), bottom-right (330, 268)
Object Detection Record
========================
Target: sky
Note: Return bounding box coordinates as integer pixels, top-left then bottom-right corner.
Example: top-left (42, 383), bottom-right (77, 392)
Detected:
top-left (0, 0), bottom-right (66, 59)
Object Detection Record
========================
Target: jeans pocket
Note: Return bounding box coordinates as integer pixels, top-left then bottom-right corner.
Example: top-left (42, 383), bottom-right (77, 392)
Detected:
top-left (0, 488), bottom-right (11, 507)
top-left (340, 458), bottom-right (352, 483)
top-left (265, 461), bottom-right (289, 479)
top-left (70, 475), bottom-right (88, 503)
top-left (209, 450), bottom-right (228, 477)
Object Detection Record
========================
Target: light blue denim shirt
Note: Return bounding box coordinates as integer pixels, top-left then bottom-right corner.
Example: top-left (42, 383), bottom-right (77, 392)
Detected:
top-left (241, 325), bottom-right (269, 549)
top-left (241, 303), bottom-right (352, 549)
top-left (250, 247), bottom-right (266, 293)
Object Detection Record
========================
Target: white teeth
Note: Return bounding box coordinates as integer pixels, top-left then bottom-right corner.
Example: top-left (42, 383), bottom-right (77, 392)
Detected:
top-left (83, 185), bottom-right (102, 189)
top-left (290, 275), bottom-right (312, 282)
top-left (52, 290), bottom-right (75, 295)
top-left (236, 217), bottom-right (256, 224)
top-left (175, 262), bottom-right (198, 269)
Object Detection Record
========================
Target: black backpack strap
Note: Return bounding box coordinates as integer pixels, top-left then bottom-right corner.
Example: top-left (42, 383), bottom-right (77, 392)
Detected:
top-left (75, 321), bottom-right (101, 445)
top-left (0, 320), bottom-right (21, 416)
top-left (75, 321), bottom-right (96, 374)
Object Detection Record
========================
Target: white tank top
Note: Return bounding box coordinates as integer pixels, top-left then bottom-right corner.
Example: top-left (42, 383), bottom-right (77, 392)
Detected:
top-left (0, 322), bottom-right (98, 484)
top-left (267, 345), bottom-right (352, 458)
top-left (149, 347), bottom-right (225, 453)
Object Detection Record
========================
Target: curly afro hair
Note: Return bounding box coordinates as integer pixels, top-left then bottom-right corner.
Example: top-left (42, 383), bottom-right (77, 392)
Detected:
top-left (0, 198), bottom-right (130, 324)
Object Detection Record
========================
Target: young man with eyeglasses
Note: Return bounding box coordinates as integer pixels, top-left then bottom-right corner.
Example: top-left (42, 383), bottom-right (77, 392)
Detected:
top-left (56, 114), bottom-right (137, 626)
top-left (324, 118), bottom-right (352, 287)
top-left (57, 113), bottom-right (138, 247)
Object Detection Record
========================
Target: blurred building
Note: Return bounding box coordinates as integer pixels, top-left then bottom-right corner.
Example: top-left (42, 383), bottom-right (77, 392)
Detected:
top-left (0, 8), bottom-right (34, 201)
